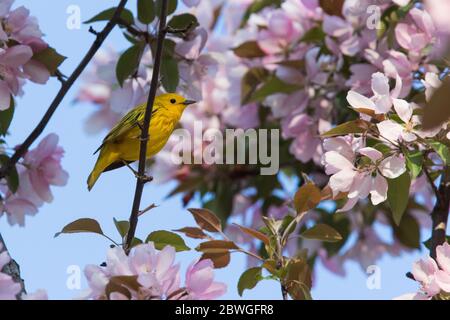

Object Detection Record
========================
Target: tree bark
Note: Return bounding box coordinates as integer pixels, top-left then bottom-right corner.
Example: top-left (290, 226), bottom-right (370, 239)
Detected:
top-left (430, 167), bottom-right (450, 259)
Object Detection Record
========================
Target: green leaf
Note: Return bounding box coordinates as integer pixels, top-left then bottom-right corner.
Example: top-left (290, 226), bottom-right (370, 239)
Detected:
top-left (160, 57), bottom-right (179, 92)
top-left (387, 172), bottom-right (411, 225)
top-left (32, 47), bottom-right (66, 75)
top-left (394, 214), bottom-right (420, 249)
top-left (240, 0), bottom-right (282, 27)
top-left (285, 259), bottom-right (312, 300)
top-left (429, 141), bottom-right (450, 165)
top-left (321, 119), bottom-right (370, 137)
top-left (300, 224), bottom-right (343, 242)
top-left (232, 41), bottom-right (266, 59)
top-left (248, 76), bottom-right (301, 103)
top-left (130, 237), bottom-right (143, 248)
top-left (113, 218), bottom-right (129, 238)
top-left (55, 218), bottom-right (104, 237)
top-left (237, 267), bottom-right (262, 296)
top-left (84, 7), bottom-right (134, 26)
top-left (276, 60), bottom-right (305, 69)
top-left (167, 175), bottom-right (203, 197)
top-left (116, 42), bottom-right (145, 86)
top-left (0, 155), bottom-right (19, 193)
top-left (155, 0), bottom-right (178, 15)
top-left (241, 67), bottom-right (269, 105)
top-left (0, 97), bottom-right (14, 135)
top-left (145, 230), bottom-right (190, 252)
top-left (423, 236), bottom-right (450, 249)
top-left (168, 13), bottom-right (199, 30)
top-left (294, 182), bottom-right (321, 213)
top-left (137, 0), bottom-right (155, 24)
top-left (301, 26), bottom-right (326, 43)
top-left (405, 150), bottom-right (423, 179)
top-left (6, 165), bottom-right (19, 194)
top-left (196, 240), bottom-right (238, 253)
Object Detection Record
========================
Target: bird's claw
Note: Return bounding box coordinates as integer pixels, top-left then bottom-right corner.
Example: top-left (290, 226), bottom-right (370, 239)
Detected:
top-left (136, 174), bottom-right (153, 183)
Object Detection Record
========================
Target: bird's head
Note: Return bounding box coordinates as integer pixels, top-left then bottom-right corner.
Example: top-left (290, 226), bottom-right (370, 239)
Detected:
top-left (157, 93), bottom-right (197, 112)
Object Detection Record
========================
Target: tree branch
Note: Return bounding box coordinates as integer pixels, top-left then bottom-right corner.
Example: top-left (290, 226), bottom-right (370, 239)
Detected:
top-left (0, 232), bottom-right (26, 298)
top-left (0, 0), bottom-right (129, 180)
top-left (430, 166), bottom-right (450, 259)
top-left (124, 0), bottom-right (169, 251)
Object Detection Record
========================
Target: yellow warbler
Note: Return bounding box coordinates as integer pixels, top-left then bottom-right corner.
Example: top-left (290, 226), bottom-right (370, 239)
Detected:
top-left (87, 93), bottom-right (195, 190)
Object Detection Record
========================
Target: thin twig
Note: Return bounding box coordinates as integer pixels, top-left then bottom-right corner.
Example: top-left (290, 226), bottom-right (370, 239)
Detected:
top-left (124, 0), bottom-right (169, 251)
top-left (0, 0), bottom-right (129, 180)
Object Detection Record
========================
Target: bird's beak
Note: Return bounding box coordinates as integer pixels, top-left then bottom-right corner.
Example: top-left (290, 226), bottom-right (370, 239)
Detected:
top-left (183, 100), bottom-right (197, 106)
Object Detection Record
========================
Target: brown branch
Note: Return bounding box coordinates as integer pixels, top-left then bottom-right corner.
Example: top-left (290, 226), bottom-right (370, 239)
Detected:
top-left (0, 0), bottom-right (129, 180)
top-left (124, 0), bottom-right (169, 251)
top-left (430, 166), bottom-right (450, 259)
top-left (0, 232), bottom-right (26, 298)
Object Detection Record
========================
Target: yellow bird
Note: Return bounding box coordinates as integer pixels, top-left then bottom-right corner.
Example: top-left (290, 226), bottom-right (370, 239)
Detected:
top-left (87, 93), bottom-right (195, 191)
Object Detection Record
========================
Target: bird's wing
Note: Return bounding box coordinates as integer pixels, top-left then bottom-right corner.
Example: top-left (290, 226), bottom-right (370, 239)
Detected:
top-left (93, 102), bottom-right (163, 155)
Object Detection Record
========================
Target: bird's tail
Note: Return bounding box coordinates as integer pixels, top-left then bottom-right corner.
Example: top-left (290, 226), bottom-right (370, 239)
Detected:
top-left (87, 146), bottom-right (119, 191)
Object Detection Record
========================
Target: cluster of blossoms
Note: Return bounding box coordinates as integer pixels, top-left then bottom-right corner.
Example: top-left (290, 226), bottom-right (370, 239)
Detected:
top-left (398, 242), bottom-right (450, 299)
top-left (82, 243), bottom-right (226, 300)
top-left (0, 0), bottom-right (52, 109)
top-left (0, 243), bottom-right (47, 299)
top-left (77, 0), bottom-right (450, 279)
top-left (0, 133), bottom-right (68, 226)
top-left (0, 243), bottom-right (21, 299)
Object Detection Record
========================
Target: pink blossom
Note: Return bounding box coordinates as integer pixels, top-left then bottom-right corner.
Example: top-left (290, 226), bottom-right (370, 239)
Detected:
top-left (2, 5), bottom-right (47, 51)
top-left (0, 134), bottom-right (68, 226)
top-left (23, 133), bottom-right (68, 203)
top-left (184, 259), bottom-right (227, 300)
top-left (22, 289), bottom-right (48, 300)
top-left (425, 0), bottom-right (450, 33)
top-left (395, 8), bottom-right (435, 59)
top-left (421, 72), bottom-right (442, 101)
top-left (0, 245), bottom-right (21, 300)
top-left (346, 72), bottom-right (399, 115)
top-left (182, 0), bottom-right (201, 8)
top-left (399, 242), bottom-right (450, 299)
top-left (82, 243), bottom-right (225, 300)
top-left (322, 137), bottom-right (406, 210)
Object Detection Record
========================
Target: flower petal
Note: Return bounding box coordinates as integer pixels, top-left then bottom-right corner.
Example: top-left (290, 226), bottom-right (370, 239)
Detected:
top-left (359, 147), bottom-right (383, 162)
top-left (347, 90), bottom-right (376, 111)
top-left (379, 155), bottom-right (406, 179)
top-left (393, 99), bottom-right (412, 123)
top-left (370, 174), bottom-right (388, 205)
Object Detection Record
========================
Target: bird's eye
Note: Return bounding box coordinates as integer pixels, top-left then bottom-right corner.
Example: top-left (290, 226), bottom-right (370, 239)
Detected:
top-left (170, 98), bottom-right (176, 104)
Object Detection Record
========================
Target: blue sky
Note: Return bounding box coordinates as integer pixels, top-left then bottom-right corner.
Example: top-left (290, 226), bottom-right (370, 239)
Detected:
top-left (0, 0), bottom-right (426, 299)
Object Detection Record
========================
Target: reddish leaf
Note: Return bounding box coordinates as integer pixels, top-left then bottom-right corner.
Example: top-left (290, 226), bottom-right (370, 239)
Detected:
top-left (294, 182), bottom-right (321, 213)
top-left (201, 252), bottom-right (231, 269)
top-left (187, 208), bottom-right (222, 233)
top-left (173, 227), bottom-right (208, 239)
top-left (233, 223), bottom-right (270, 245)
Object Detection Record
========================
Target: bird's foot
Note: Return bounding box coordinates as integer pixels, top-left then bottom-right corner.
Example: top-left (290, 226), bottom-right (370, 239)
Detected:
top-left (136, 173), bottom-right (153, 183)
